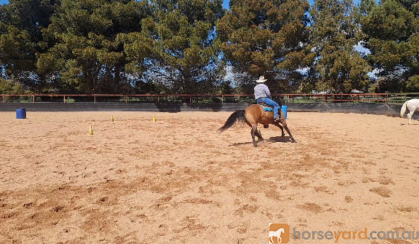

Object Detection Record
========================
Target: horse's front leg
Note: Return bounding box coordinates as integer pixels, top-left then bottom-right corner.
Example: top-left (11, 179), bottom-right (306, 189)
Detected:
top-left (275, 123), bottom-right (285, 137)
top-left (277, 110), bottom-right (285, 136)
top-left (408, 111), bottom-right (415, 125)
top-left (284, 126), bottom-right (297, 143)
top-left (277, 119), bottom-right (297, 143)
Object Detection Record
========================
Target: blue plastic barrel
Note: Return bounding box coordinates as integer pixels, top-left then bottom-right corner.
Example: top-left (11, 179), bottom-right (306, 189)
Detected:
top-left (282, 105), bottom-right (288, 119)
top-left (16, 108), bottom-right (26, 119)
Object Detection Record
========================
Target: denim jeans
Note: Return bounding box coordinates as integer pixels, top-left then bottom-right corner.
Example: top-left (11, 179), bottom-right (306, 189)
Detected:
top-left (257, 97), bottom-right (280, 119)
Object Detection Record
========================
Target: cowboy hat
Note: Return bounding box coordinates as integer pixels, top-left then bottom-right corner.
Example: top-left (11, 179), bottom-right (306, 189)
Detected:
top-left (256, 76), bottom-right (267, 83)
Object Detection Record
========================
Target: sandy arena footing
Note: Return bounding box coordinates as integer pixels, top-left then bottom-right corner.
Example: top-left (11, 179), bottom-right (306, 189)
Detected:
top-left (0, 111), bottom-right (418, 243)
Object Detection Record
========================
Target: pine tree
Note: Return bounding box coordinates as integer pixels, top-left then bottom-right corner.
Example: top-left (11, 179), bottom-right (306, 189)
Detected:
top-left (38, 0), bottom-right (152, 93)
top-left (360, 0), bottom-right (419, 92)
top-left (309, 0), bottom-right (370, 93)
top-left (0, 0), bottom-right (56, 91)
top-left (130, 0), bottom-right (225, 94)
top-left (216, 0), bottom-right (310, 93)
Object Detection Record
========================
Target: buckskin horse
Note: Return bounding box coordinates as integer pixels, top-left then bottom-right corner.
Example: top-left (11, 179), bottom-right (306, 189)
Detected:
top-left (218, 103), bottom-right (296, 147)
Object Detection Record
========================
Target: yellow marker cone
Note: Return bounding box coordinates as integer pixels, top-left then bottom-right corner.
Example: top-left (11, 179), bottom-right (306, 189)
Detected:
top-left (111, 115), bottom-right (114, 122)
top-left (153, 115), bottom-right (156, 122)
top-left (89, 125), bottom-right (93, 135)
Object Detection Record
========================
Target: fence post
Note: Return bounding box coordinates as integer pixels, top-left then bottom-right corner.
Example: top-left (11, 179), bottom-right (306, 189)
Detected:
top-left (2, 95), bottom-right (5, 103)
top-left (125, 95), bottom-right (128, 103)
top-left (190, 96), bottom-right (192, 103)
top-left (32, 95), bottom-right (35, 103)
top-left (158, 96), bottom-right (160, 103)
top-left (221, 95), bottom-right (224, 103)
top-left (63, 95), bottom-right (66, 103)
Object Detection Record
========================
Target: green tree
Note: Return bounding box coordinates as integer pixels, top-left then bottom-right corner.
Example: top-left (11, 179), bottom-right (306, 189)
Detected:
top-left (38, 0), bottom-right (152, 93)
top-left (0, 0), bottom-right (56, 91)
top-left (0, 23), bottom-right (35, 75)
top-left (360, 0), bottom-right (419, 92)
top-left (216, 0), bottom-right (311, 93)
top-left (309, 0), bottom-right (370, 93)
top-left (0, 77), bottom-right (28, 94)
top-left (128, 0), bottom-right (225, 94)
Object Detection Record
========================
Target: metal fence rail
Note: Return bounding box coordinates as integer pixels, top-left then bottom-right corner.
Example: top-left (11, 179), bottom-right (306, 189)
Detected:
top-left (386, 93), bottom-right (419, 104)
top-left (1, 93), bottom-right (418, 104)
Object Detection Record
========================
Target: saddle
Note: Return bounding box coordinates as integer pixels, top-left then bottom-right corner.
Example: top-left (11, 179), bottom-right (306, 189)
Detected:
top-left (257, 101), bottom-right (274, 112)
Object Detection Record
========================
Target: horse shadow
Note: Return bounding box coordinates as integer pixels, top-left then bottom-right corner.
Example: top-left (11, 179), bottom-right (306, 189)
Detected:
top-left (230, 136), bottom-right (293, 147)
top-left (230, 142), bottom-right (254, 146)
top-left (267, 136), bottom-right (294, 143)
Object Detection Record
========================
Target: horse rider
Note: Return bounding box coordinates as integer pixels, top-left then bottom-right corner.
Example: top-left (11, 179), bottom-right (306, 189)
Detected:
top-left (254, 76), bottom-right (281, 122)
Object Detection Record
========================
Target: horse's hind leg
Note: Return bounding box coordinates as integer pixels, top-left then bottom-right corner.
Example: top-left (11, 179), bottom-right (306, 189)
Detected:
top-left (256, 128), bottom-right (265, 141)
top-left (251, 126), bottom-right (264, 142)
top-left (245, 120), bottom-right (264, 144)
top-left (250, 124), bottom-right (258, 147)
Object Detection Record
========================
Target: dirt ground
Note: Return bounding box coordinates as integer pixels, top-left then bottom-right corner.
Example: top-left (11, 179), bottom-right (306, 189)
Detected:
top-left (0, 111), bottom-right (418, 244)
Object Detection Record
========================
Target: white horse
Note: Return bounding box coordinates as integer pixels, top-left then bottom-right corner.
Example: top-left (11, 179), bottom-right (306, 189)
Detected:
top-left (269, 228), bottom-right (285, 243)
top-left (400, 99), bottom-right (419, 125)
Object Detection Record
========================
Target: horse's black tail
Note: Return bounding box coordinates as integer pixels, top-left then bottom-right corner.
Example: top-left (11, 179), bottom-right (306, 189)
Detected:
top-left (218, 110), bottom-right (246, 132)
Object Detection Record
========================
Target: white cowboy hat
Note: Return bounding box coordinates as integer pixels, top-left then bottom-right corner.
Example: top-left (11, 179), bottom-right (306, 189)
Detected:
top-left (256, 76), bottom-right (267, 83)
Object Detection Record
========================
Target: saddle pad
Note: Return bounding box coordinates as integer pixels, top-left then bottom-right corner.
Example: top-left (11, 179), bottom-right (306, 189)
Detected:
top-left (259, 105), bottom-right (273, 112)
